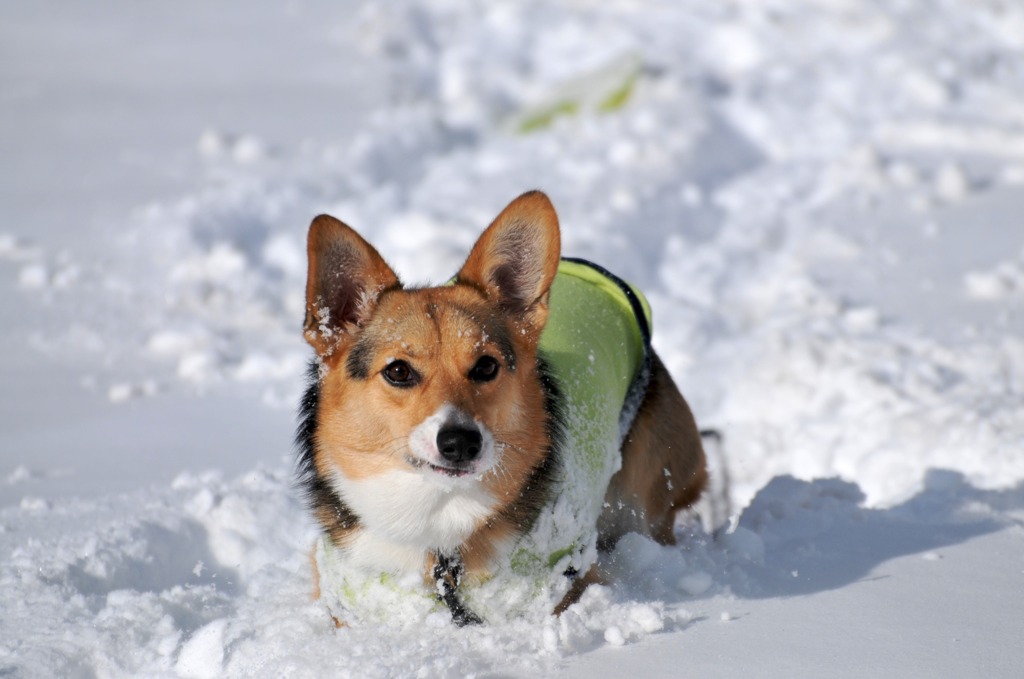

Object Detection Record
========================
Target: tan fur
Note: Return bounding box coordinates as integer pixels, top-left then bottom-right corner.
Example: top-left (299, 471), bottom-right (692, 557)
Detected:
top-left (302, 191), bottom-right (707, 617)
top-left (598, 353), bottom-right (708, 550)
top-left (309, 545), bottom-right (321, 601)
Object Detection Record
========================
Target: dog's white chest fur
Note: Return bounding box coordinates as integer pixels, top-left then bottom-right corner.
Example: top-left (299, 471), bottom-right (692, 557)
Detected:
top-left (330, 469), bottom-right (496, 575)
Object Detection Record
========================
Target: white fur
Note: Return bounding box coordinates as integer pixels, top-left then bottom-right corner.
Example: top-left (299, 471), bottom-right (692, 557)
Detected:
top-left (341, 529), bottom-right (428, 576)
top-left (331, 468), bottom-right (497, 574)
top-left (328, 404), bottom-right (501, 576)
top-left (407, 404), bottom-right (497, 473)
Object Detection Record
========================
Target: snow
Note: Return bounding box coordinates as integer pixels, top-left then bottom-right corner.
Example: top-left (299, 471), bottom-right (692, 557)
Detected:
top-left (3, 0), bottom-right (1024, 677)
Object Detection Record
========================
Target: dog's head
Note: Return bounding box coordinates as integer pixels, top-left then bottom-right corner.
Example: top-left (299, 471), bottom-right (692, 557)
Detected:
top-left (303, 191), bottom-right (561, 508)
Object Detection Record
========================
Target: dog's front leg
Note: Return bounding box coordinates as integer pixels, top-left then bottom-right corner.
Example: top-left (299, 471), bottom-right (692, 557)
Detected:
top-left (429, 551), bottom-right (483, 626)
top-left (552, 564), bottom-right (606, 616)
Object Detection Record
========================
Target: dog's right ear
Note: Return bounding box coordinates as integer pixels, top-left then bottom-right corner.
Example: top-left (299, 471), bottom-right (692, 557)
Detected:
top-left (304, 214), bottom-right (400, 357)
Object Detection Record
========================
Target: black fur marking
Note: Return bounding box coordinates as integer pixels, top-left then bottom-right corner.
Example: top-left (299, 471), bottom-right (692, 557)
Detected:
top-left (295, 360), bottom-right (361, 538)
top-left (492, 263), bottom-right (529, 311)
top-left (345, 337), bottom-right (374, 380)
top-left (443, 302), bottom-right (518, 373)
top-left (488, 321), bottom-right (517, 373)
top-left (433, 552), bottom-right (483, 626)
top-left (495, 354), bottom-right (565, 532)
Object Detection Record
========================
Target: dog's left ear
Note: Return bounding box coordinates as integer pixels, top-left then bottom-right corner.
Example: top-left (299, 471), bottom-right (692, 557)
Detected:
top-left (456, 191), bottom-right (561, 334)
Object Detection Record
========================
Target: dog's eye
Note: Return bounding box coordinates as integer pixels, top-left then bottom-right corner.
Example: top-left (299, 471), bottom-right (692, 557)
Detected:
top-left (383, 360), bottom-right (418, 387)
top-left (468, 356), bottom-right (500, 383)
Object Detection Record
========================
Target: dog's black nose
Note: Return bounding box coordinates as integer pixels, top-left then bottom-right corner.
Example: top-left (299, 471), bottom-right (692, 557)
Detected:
top-left (437, 427), bottom-right (482, 463)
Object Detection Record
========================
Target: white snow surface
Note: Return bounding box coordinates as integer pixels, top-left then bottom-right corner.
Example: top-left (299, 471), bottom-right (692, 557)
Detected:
top-left (3, 0), bottom-right (1024, 677)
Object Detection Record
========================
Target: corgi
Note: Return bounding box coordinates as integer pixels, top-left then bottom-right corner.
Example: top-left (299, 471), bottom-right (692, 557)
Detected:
top-left (298, 191), bottom-right (707, 625)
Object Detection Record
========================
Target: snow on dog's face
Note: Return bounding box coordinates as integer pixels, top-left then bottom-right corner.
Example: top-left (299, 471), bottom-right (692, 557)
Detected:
top-left (303, 192), bottom-right (561, 567)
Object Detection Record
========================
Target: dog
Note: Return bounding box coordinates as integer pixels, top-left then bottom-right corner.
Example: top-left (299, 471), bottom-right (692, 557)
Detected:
top-left (298, 191), bottom-right (707, 625)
